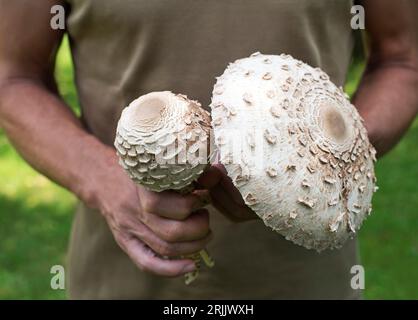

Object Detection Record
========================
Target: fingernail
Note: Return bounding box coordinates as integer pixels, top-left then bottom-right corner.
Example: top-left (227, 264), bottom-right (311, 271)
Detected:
top-left (183, 264), bottom-right (196, 273)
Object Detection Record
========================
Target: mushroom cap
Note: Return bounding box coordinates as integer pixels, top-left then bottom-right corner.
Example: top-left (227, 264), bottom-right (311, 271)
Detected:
top-left (211, 53), bottom-right (377, 251)
top-left (115, 91), bottom-right (212, 192)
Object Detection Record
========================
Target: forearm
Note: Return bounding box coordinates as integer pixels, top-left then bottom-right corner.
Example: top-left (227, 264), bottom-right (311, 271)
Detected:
top-left (353, 63), bottom-right (418, 157)
top-left (0, 78), bottom-right (119, 207)
top-left (354, 0), bottom-right (418, 157)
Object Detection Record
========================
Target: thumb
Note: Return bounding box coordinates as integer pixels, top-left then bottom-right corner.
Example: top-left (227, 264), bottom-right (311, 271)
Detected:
top-left (197, 164), bottom-right (225, 189)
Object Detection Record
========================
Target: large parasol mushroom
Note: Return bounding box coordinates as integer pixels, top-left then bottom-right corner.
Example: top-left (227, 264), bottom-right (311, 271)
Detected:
top-left (210, 52), bottom-right (377, 251)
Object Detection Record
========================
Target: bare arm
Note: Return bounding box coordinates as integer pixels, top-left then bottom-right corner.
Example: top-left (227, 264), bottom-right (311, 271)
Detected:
top-left (0, 0), bottom-right (210, 276)
top-left (0, 1), bottom-right (103, 202)
top-left (354, 0), bottom-right (418, 156)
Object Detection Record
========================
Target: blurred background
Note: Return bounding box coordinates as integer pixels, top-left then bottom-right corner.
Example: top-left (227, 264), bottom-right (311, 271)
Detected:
top-left (0, 36), bottom-right (417, 299)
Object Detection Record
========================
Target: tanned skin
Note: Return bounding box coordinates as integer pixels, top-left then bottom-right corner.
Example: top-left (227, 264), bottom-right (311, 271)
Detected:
top-left (0, 0), bottom-right (417, 277)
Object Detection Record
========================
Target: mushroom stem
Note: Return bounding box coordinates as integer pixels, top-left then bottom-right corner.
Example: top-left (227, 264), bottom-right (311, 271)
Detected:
top-left (176, 186), bottom-right (214, 285)
top-left (199, 249), bottom-right (215, 267)
top-left (184, 250), bottom-right (214, 285)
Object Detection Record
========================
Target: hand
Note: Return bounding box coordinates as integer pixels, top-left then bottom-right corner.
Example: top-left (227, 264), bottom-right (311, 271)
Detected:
top-left (89, 154), bottom-right (212, 278)
top-left (197, 164), bottom-right (258, 222)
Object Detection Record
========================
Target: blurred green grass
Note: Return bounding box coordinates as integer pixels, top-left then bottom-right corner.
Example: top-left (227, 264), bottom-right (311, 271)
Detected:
top-left (0, 37), bottom-right (417, 299)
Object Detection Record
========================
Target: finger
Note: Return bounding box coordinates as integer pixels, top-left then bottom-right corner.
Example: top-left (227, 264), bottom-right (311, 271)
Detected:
top-left (119, 235), bottom-right (196, 277)
top-left (218, 171), bottom-right (246, 206)
top-left (138, 186), bottom-right (204, 220)
top-left (198, 164), bottom-right (245, 205)
top-left (128, 220), bottom-right (213, 257)
top-left (141, 209), bottom-right (210, 242)
top-left (209, 185), bottom-right (255, 221)
top-left (212, 162), bottom-right (228, 175)
top-left (197, 165), bottom-right (224, 189)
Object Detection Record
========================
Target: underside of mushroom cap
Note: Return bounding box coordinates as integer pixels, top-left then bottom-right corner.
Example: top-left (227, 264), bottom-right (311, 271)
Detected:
top-left (211, 53), bottom-right (377, 251)
top-left (115, 91), bottom-right (212, 192)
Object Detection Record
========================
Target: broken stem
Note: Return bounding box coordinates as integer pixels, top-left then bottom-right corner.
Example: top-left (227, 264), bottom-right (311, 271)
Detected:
top-left (184, 249), bottom-right (214, 285)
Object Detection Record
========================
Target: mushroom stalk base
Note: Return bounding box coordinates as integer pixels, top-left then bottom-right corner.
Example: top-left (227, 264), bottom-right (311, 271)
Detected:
top-left (184, 249), bottom-right (215, 285)
top-left (178, 186), bottom-right (215, 285)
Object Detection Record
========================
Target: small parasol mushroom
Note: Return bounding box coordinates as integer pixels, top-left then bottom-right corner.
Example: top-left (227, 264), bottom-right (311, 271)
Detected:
top-left (115, 91), bottom-right (214, 284)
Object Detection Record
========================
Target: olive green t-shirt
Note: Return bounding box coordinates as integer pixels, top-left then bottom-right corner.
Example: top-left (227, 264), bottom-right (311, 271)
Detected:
top-left (65, 0), bottom-right (360, 299)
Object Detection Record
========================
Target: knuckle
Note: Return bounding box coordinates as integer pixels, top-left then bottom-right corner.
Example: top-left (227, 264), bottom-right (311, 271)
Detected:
top-left (186, 195), bottom-right (200, 211)
top-left (142, 195), bottom-right (159, 213)
top-left (197, 211), bottom-right (210, 228)
top-left (177, 211), bottom-right (190, 221)
top-left (162, 223), bottom-right (183, 242)
top-left (175, 196), bottom-right (196, 219)
top-left (156, 242), bottom-right (178, 257)
top-left (138, 209), bottom-right (150, 225)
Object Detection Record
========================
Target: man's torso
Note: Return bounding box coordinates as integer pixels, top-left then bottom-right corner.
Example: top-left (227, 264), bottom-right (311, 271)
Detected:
top-left (65, 0), bottom-right (360, 299)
